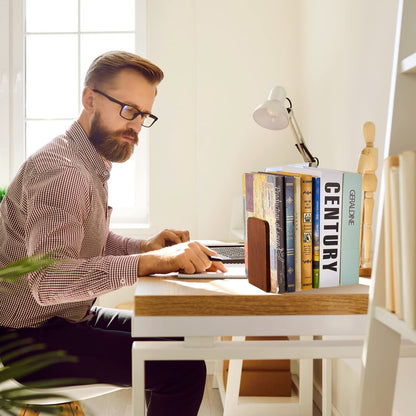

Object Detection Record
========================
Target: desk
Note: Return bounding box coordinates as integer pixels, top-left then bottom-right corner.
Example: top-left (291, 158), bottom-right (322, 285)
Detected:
top-left (132, 277), bottom-right (369, 416)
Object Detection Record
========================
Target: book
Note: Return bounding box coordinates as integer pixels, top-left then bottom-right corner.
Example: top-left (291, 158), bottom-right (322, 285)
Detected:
top-left (383, 156), bottom-right (398, 312)
top-left (293, 176), bottom-right (302, 291)
top-left (398, 150), bottom-right (416, 328)
top-left (383, 155), bottom-right (399, 313)
top-left (267, 165), bottom-right (344, 287)
top-left (389, 164), bottom-right (403, 319)
top-left (339, 172), bottom-right (362, 285)
top-left (312, 177), bottom-right (320, 288)
top-left (267, 169), bottom-right (313, 290)
top-left (283, 175), bottom-right (296, 292)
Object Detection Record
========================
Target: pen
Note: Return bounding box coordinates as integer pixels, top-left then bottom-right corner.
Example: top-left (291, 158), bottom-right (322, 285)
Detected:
top-left (208, 256), bottom-right (224, 262)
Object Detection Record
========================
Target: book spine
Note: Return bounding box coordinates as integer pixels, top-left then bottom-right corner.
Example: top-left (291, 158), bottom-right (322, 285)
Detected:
top-left (312, 177), bottom-right (320, 288)
top-left (284, 176), bottom-right (295, 292)
top-left (243, 173), bottom-right (254, 275)
top-left (398, 150), bottom-right (416, 328)
top-left (319, 171), bottom-right (344, 287)
top-left (389, 165), bottom-right (403, 319)
top-left (300, 175), bottom-right (313, 290)
top-left (339, 172), bottom-right (362, 285)
top-left (272, 175), bottom-right (287, 293)
top-left (383, 156), bottom-right (399, 314)
top-left (293, 177), bottom-right (302, 291)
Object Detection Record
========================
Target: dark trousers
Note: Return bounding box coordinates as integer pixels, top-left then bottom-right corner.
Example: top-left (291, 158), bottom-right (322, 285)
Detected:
top-left (2, 307), bottom-right (206, 416)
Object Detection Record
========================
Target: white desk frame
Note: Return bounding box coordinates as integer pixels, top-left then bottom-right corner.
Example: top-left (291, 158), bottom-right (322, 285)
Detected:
top-left (132, 286), bottom-right (368, 416)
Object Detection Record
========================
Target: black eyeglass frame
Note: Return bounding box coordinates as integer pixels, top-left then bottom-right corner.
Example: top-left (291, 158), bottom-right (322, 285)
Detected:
top-left (92, 88), bottom-right (158, 128)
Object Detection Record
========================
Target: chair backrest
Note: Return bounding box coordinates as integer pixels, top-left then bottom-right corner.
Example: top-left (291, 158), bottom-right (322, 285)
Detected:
top-left (0, 357), bottom-right (24, 390)
top-left (0, 355), bottom-right (127, 405)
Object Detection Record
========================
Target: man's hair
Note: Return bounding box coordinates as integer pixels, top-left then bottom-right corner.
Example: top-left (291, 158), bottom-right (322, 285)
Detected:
top-left (84, 51), bottom-right (164, 89)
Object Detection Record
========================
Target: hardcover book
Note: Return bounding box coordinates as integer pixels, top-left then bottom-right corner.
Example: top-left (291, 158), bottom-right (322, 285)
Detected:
top-left (398, 150), bottom-right (416, 328)
top-left (293, 176), bottom-right (302, 291)
top-left (383, 155), bottom-right (400, 314)
top-left (339, 172), bottom-right (362, 285)
top-left (312, 177), bottom-right (320, 288)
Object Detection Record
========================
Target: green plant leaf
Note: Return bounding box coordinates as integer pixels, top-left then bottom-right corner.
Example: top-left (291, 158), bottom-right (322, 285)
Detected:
top-left (0, 253), bottom-right (56, 282)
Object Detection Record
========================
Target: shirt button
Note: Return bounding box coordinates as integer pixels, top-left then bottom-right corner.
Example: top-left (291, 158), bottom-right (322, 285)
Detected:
top-left (120, 278), bottom-right (126, 284)
top-left (88, 290), bottom-right (94, 296)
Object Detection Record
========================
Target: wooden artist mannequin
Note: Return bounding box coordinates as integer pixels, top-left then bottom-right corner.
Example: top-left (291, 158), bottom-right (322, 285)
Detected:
top-left (357, 121), bottom-right (378, 272)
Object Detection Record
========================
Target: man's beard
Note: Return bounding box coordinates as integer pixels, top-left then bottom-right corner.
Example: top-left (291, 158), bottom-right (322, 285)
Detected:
top-left (89, 114), bottom-right (138, 163)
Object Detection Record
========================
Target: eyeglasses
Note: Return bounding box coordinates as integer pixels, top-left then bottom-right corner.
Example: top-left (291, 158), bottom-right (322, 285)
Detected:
top-left (92, 89), bottom-right (158, 128)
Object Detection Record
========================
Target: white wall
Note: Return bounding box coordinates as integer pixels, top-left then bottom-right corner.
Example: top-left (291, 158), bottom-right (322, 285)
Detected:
top-left (147, 0), bottom-right (301, 241)
top-left (145, 0), bottom-right (398, 242)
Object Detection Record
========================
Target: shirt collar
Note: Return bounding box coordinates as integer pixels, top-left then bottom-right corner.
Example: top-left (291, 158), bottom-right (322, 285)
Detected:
top-left (66, 121), bottom-right (112, 182)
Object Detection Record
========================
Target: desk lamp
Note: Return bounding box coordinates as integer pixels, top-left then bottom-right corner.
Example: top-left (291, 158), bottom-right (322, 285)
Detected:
top-left (253, 86), bottom-right (319, 167)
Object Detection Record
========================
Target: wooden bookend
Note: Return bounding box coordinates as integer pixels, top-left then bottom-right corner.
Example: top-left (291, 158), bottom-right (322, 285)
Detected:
top-left (247, 217), bottom-right (271, 292)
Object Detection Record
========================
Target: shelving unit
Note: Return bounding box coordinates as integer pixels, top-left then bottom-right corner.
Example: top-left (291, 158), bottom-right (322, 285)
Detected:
top-left (358, 0), bottom-right (416, 415)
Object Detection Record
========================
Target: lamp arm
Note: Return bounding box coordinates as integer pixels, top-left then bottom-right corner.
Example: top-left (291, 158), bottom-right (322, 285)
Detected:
top-left (287, 111), bottom-right (319, 167)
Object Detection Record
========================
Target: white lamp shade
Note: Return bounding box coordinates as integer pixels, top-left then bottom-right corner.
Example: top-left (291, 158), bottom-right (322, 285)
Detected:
top-left (253, 86), bottom-right (290, 130)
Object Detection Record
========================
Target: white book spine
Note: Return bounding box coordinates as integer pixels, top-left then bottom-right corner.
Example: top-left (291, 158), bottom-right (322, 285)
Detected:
top-left (319, 170), bottom-right (344, 287)
top-left (398, 151), bottom-right (416, 328)
top-left (390, 166), bottom-right (403, 319)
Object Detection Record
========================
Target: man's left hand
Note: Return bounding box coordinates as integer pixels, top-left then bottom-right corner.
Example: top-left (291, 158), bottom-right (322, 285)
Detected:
top-left (140, 229), bottom-right (190, 252)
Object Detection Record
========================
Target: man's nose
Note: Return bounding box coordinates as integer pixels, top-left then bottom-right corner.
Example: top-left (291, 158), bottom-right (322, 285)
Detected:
top-left (127, 117), bottom-right (143, 134)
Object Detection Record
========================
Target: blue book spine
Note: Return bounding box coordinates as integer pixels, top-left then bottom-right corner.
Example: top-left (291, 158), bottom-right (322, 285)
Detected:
top-left (270, 175), bottom-right (286, 293)
top-left (284, 176), bottom-right (295, 292)
top-left (312, 177), bottom-right (320, 288)
top-left (339, 172), bottom-right (362, 285)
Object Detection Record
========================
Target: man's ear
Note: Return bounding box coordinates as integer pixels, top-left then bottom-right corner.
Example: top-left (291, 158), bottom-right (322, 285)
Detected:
top-left (82, 87), bottom-right (95, 113)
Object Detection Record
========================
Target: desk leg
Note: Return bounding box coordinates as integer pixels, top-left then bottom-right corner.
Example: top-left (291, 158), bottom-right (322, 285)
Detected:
top-left (322, 358), bottom-right (332, 416)
top-left (223, 337), bottom-right (244, 416)
top-left (299, 336), bottom-right (313, 416)
top-left (132, 341), bottom-right (146, 416)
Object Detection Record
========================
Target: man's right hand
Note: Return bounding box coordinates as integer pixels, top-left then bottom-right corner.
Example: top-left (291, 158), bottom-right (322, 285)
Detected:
top-left (137, 241), bottom-right (227, 276)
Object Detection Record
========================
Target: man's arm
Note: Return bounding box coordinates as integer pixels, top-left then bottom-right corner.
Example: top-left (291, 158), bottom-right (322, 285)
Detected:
top-left (104, 228), bottom-right (190, 256)
top-left (137, 240), bottom-right (227, 276)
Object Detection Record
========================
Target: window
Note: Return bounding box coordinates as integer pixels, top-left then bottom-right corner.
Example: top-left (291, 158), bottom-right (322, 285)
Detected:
top-left (9, 0), bottom-right (149, 225)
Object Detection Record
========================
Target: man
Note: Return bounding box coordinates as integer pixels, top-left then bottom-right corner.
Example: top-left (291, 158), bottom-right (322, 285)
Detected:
top-left (0, 51), bottom-right (226, 415)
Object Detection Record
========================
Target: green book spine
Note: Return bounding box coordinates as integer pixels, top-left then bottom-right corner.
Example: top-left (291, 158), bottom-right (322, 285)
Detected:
top-left (339, 172), bottom-right (362, 285)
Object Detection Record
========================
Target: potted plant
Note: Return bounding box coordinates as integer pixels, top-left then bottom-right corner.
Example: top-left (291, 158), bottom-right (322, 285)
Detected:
top-left (0, 187), bottom-right (6, 203)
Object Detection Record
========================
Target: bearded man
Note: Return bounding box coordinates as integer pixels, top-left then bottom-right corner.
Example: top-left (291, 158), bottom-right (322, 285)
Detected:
top-left (0, 51), bottom-right (225, 416)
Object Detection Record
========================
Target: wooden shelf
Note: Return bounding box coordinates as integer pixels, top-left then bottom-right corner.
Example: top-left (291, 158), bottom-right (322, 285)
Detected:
top-left (374, 307), bottom-right (416, 343)
top-left (401, 52), bottom-right (416, 73)
top-left (135, 277), bottom-right (369, 316)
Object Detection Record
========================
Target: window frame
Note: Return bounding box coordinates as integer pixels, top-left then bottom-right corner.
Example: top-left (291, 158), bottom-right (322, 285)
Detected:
top-left (3, 0), bottom-right (150, 229)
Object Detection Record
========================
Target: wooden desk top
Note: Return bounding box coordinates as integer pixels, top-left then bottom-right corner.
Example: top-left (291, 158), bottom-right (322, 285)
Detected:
top-left (134, 276), bottom-right (369, 317)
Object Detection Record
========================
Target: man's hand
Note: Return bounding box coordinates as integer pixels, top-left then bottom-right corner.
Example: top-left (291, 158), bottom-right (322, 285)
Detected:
top-left (140, 229), bottom-right (190, 253)
top-left (137, 241), bottom-right (228, 276)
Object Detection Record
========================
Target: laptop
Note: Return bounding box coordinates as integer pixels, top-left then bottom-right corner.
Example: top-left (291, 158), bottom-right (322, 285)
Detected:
top-left (207, 244), bottom-right (245, 264)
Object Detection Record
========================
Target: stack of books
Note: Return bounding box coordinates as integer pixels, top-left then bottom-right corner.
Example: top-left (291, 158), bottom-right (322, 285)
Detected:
top-left (383, 150), bottom-right (416, 328)
top-left (243, 165), bottom-right (362, 293)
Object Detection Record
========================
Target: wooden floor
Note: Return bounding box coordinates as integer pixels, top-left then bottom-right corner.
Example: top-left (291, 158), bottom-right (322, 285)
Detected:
top-left (70, 374), bottom-right (321, 415)
top-left (199, 375), bottom-right (322, 416)
top-left (198, 375), bottom-right (224, 416)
